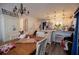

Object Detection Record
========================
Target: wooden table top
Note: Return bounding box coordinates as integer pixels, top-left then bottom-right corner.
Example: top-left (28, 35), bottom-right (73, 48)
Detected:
top-left (2, 36), bottom-right (44, 55)
top-left (5, 43), bottom-right (36, 55)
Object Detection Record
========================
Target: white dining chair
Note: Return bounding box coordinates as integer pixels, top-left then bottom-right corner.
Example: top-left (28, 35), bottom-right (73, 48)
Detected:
top-left (47, 31), bottom-right (52, 44)
top-left (55, 34), bottom-right (64, 43)
top-left (36, 37), bottom-right (47, 55)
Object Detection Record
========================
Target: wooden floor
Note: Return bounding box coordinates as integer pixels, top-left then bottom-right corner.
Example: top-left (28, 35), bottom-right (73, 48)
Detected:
top-left (46, 43), bottom-right (66, 55)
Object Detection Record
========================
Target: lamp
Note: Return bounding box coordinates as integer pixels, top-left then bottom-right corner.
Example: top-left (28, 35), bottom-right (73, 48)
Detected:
top-left (13, 3), bottom-right (29, 16)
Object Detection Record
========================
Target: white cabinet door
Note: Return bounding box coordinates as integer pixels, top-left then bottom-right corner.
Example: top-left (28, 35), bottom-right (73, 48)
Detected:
top-left (1, 14), bottom-right (20, 42)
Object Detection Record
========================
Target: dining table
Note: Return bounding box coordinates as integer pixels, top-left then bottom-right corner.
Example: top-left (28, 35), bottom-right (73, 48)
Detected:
top-left (1, 35), bottom-right (44, 55)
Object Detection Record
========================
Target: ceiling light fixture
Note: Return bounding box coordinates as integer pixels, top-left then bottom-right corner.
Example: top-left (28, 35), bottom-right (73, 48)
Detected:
top-left (13, 3), bottom-right (30, 16)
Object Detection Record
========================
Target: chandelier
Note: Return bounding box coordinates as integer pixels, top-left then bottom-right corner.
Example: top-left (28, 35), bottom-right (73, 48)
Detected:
top-left (13, 3), bottom-right (30, 16)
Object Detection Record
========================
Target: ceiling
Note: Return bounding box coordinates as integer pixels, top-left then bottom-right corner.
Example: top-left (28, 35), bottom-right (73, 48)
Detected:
top-left (0, 3), bottom-right (79, 19)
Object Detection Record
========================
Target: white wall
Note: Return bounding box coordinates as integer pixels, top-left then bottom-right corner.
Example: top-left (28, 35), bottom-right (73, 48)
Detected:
top-left (19, 15), bottom-right (40, 34)
top-left (27, 16), bottom-right (40, 34)
top-left (0, 15), bottom-right (2, 41)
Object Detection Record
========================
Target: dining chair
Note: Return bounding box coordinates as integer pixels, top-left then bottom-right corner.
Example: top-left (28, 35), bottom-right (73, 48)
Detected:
top-left (47, 32), bottom-right (52, 44)
top-left (55, 34), bottom-right (64, 43)
top-left (36, 37), bottom-right (47, 55)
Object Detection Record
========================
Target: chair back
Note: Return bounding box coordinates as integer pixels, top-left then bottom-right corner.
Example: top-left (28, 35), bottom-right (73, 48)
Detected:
top-left (55, 34), bottom-right (64, 43)
top-left (47, 32), bottom-right (52, 44)
top-left (36, 37), bottom-right (47, 55)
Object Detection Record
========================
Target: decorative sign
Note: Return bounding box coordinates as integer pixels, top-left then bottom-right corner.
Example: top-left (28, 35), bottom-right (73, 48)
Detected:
top-left (1, 8), bottom-right (18, 17)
